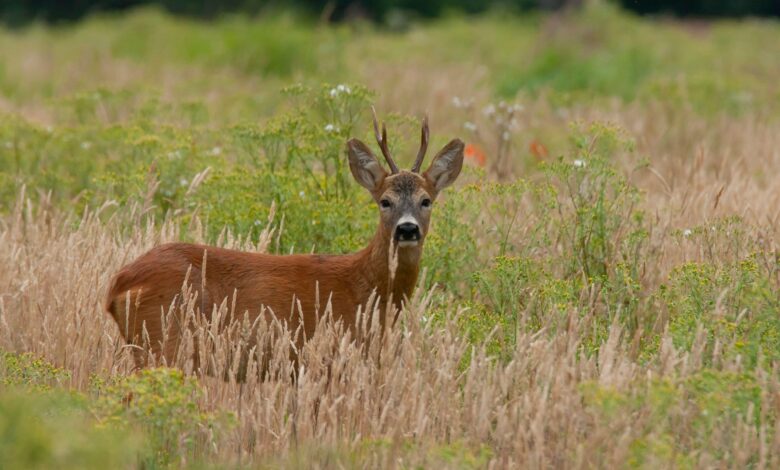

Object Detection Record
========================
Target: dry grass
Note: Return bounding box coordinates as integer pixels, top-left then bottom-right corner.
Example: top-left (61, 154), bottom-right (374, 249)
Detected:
top-left (3, 137), bottom-right (780, 467)
top-left (3, 5), bottom-right (780, 468)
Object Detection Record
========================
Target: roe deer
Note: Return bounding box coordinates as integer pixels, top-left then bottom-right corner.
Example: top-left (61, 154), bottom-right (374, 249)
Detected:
top-left (105, 109), bottom-right (464, 369)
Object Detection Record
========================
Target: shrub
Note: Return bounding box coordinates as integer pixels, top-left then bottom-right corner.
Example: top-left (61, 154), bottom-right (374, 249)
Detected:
top-left (1, 351), bottom-right (70, 391)
top-left (0, 351), bottom-right (138, 470)
top-left (662, 252), bottom-right (780, 369)
top-left (0, 390), bottom-right (139, 470)
top-left (93, 368), bottom-right (232, 468)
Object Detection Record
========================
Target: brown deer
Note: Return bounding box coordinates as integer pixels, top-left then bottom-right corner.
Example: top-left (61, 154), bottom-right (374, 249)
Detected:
top-left (105, 110), bottom-right (464, 369)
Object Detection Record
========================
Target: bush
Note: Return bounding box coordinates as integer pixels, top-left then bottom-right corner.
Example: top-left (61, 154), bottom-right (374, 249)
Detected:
top-left (0, 351), bottom-right (138, 470)
top-left (1, 351), bottom-right (70, 391)
top-left (0, 391), bottom-right (139, 470)
top-left (662, 249), bottom-right (780, 369)
top-left (580, 370), bottom-right (764, 466)
top-left (93, 368), bottom-right (233, 467)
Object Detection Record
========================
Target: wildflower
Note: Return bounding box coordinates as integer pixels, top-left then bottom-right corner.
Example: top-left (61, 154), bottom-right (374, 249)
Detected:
top-left (299, 191), bottom-right (306, 197)
top-left (254, 220), bottom-right (262, 226)
top-left (452, 96), bottom-right (463, 108)
top-left (330, 84), bottom-right (351, 97)
top-left (463, 121), bottom-right (477, 132)
top-left (324, 124), bottom-right (337, 133)
top-left (179, 178), bottom-right (188, 187)
top-left (482, 104), bottom-right (496, 117)
top-left (210, 147), bottom-right (222, 156)
top-left (167, 150), bottom-right (182, 160)
top-left (464, 143), bottom-right (487, 168)
top-left (501, 131), bottom-right (511, 141)
top-left (573, 159), bottom-right (586, 168)
top-left (683, 229), bottom-right (692, 237)
top-left (529, 139), bottom-right (548, 160)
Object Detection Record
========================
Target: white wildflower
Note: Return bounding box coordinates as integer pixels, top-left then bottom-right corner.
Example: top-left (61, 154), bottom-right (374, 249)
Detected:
top-left (502, 131), bottom-right (511, 141)
top-left (179, 178), bottom-right (188, 187)
top-left (299, 191), bottom-right (305, 197)
top-left (683, 229), bottom-right (692, 237)
top-left (452, 96), bottom-right (463, 108)
top-left (330, 84), bottom-right (351, 97)
top-left (573, 159), bottom-right (586, 168)
top-left (254, 220), bottom-right (262, 226)
top-left (463, 121), bottom-right (477, 132)
top-left (210, 146), bottom-right (222, 156)
top-left (482, 104), bottom-right (496, 116)
top-left (324, 124), bottom-right (337, 133)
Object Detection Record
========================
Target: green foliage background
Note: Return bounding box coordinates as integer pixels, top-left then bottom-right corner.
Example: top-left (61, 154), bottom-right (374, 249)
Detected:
top-left (1, 3), bottom-right (780, 467)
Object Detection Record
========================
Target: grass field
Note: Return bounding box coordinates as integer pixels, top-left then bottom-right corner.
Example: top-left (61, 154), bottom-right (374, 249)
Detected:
top-left (2, 3), bottom-right (780, 468)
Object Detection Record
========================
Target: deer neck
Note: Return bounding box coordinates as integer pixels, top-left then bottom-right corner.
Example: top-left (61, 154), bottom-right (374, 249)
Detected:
top-left (356, 228), bottom-right (422, 309)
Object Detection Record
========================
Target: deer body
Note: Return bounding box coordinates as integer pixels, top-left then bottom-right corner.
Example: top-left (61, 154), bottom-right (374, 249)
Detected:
top-left (105, 111), bottom-right (464, 369)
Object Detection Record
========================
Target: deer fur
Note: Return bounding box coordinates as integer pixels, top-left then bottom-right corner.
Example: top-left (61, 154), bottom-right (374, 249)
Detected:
top-left (105, 111), bottom-right (464, 369)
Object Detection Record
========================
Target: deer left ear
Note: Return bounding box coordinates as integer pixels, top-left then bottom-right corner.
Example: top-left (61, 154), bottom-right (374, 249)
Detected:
top-left (424, 139), bottom-right (465, 191)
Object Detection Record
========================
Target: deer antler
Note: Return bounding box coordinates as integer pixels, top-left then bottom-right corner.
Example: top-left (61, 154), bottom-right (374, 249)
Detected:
top-left (371, 106), bottom-right (399, 174)
top-left (411, 114), bottom-right (429, 173)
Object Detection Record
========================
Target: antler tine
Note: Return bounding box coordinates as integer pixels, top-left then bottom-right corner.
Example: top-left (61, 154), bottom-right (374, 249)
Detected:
top-left (371, 106), bottom-right (399, 174)
top-left (411, 114), bottom-right (429, 173)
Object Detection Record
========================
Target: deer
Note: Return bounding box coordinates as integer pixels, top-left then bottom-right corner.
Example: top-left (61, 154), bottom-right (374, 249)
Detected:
top-left (104, 109), bottom-right (465, 371)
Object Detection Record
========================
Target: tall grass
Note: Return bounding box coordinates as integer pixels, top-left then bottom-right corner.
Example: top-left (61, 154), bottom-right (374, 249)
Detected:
top-left (2, 2), bottom-right (780, 468)
top-left (3, 192), bottom-right (779, 467)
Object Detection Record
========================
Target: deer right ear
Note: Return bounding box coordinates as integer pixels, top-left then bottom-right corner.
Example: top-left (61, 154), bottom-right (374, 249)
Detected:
top-left (347, 139), bottom-right (387, 191)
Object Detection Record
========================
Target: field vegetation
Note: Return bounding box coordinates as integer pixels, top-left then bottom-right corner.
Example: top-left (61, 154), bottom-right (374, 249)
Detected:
top-left (2, 3), bottom-right (780, 467)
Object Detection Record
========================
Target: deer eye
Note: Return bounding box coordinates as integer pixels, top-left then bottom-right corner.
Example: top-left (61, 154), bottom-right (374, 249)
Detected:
top-left (380, 199), bottom-right (392, 209)
top-left (421, 198), bottom-right (432, 208)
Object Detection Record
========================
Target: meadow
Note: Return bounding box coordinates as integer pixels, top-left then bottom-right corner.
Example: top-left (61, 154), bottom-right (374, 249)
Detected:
top-left (2, 3), bottom-right (780, 468)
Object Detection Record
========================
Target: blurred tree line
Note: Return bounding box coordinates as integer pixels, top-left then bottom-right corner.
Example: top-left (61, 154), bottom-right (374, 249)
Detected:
top-left (1, 0), bottom-right (778, 26)
top-left (621, 0), bottom-right (779, 17)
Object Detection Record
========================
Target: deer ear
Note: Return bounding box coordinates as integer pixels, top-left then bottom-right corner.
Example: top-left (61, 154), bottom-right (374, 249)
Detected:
top-left (424, 139), bottom-right (465, 191)
top-left (347, 139), bottom-right (387, 191)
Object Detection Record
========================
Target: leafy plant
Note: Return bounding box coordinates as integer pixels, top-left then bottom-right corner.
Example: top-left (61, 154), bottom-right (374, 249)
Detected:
top-left (93, 368), bottom-right (232, 468)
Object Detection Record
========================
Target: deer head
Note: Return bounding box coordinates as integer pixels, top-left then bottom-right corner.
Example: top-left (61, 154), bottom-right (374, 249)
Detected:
top-left (346, 108), bottom-right (464, 249)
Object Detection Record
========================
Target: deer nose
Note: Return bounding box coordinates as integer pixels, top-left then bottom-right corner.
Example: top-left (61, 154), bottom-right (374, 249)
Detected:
top-left (395, 222), bottom-right (420, 241)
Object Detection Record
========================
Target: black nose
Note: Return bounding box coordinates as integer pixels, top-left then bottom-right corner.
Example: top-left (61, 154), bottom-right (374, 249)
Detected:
top-left (395, 222), bottom-right (420, 241)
